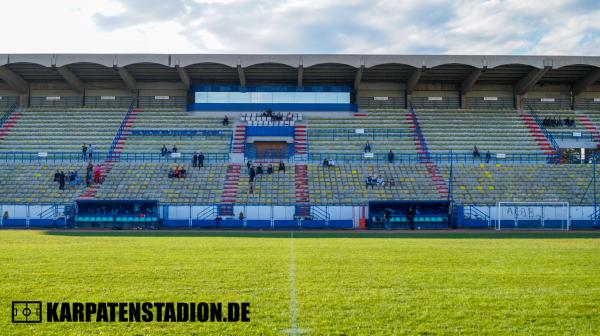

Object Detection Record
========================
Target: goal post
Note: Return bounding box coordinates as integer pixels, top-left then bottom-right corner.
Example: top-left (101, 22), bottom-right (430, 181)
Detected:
top-left (496, 202), bottom-right (570, 230)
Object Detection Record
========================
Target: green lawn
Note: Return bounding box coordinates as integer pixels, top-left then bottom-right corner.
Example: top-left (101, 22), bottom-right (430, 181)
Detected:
top-left (0, 230), bottom-right (599, 335)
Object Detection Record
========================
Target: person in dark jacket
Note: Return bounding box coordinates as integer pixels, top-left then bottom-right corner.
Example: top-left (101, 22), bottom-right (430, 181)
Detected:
top-left (388, 150), bottom-right (395, 163)
top-left (192, 152), bottom-right (198, 168)
top-left (81, 143), bottom-right (88, 160)
top-left (249, 166), bottom-right (256, 183)
top-left (407, 206), bottom-right (416, 230)
top-left (198, 152), bottom-right (205, 168)
top-left (58, 171), bottom-right (66, 190)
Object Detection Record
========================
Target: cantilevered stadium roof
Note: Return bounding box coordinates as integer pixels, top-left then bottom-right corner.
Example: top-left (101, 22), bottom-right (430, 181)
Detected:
top-left (1, 54), bottom-right (600, 92)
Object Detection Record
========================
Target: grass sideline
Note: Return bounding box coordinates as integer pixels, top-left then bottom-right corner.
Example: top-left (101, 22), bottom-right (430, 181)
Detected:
top-left (0, 230), bottom-right (598, 335)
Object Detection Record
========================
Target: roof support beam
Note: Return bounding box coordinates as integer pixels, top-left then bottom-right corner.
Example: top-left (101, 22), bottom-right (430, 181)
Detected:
top-left (573, 68), bottom-right (600, 96)
top-left (56, 66), bottom-right (84, 94)
top-left (354, 65), bottom-right (364, 91)
top-left (177, 66), bottom-right (191, 90)
top-left (461, 68), bottom-right (482, 95)
top-left (237, 64), bottom-right (246, 88)
top-left (117, 67), bottom-right (138, 93)
top-left (0, 65), bottom-right (29, 93)
top-left (407, 67), bottom-right (425, 94)
top-left (515, 67), bottom-right (550, 95)
top-left (297, 65), bottom-right (303, 88)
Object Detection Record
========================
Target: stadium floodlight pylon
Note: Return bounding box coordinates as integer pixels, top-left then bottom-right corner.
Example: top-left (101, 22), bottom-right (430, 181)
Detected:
top-left (496, 202), bottom-right (570, 230)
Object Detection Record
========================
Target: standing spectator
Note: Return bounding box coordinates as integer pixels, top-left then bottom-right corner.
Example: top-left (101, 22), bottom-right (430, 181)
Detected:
top-left (161, 145), bottom-right (168, 157)
top-left (198, 152), bottom-right (205, 168)
top-left (267, 164), bottom-right (273, 175)
top-left (172, 144), bottom-right (178, 153)
top-left (364, 141), bottom-right (372, 153)
top-left (249, 166), bottom-right (256, 183)
top-left (2, 211), bottom-right (8, 221)
top-left (86, 169), bottom-right (92, 187)
top-left (388, 150), bottom-right (395, 163)
top-left (472, 145), bottom-right (480, 159)
top-left (383, 208), bottom-right (392, 230)
top-left (485, 151), bottom-right (491, 163)
top-left (257, 164), bottom-right (264, 175)
top-left (58, 171), bottom-right (66, 190)
top-left (323, 158), bottom-right (329, 168)
top-left (246, 160), bottom-right (252, 172)
top-left (81, 143), bottom-right (88, 160)
top-left (192, 152), bottom-right (198, 168)
top-left (54, 169), bottom-right (61, 182)
top-left (88, 144), bottom-right (94, 160)
top-left (407, 206), bottom-right (416, 230)
top-left (239, 212), bottom-right (245, 221)
top-left (223, 115), bottom-right (229, 126)
top-left (278, 161), bottom-right (285, 173)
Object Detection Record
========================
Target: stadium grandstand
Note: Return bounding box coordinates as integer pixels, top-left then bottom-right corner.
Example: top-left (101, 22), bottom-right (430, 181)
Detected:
top-left (2, 53), bottom-right (600, 230)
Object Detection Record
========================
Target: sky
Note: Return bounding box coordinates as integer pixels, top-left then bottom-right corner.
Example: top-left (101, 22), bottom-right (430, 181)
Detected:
top-left (1, 0), bottom-right (600, 55)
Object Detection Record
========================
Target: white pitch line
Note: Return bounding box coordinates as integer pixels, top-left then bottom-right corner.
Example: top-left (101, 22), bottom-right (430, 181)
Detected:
top-left (282, 232), bottom-right (307, 335)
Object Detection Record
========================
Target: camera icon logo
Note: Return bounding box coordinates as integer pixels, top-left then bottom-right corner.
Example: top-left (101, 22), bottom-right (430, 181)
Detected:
top-left (12, 301), bottom-right (42, 323)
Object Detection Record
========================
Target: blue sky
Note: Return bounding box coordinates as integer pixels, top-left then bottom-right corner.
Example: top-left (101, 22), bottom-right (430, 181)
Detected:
top-left (1, 0), bottom-right (600, 54)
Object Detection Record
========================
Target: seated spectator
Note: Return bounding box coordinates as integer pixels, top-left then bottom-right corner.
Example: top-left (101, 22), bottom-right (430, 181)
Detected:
top-left (223, 115), bottom-right (229, 126)
top-left (364, 141), bottom-right (372, 153)
top-left (374, 174), bottom-right (385, 187)
top-left (328, 158), bottom-right (335, 167)
top-left (278, 161), bottom-right (285, 173)
top-left (257, 164), bottom-right (264, 175)
top-left (286, 112), bottom-right (292, 121)
top-left (485, 150), bottom-right (491, 163)
top-left (323, 158), bottom-right (329, 168)
top-left (365, 175), bottom-right (375, 189)
top-left (267, 164), bottom-right (273, 175)
top-left (172, 144), bottom-right (178, 153)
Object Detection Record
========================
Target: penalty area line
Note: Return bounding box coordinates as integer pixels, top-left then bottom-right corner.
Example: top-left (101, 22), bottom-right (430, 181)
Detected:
top-left (282, 232), bottom-right (308, 335)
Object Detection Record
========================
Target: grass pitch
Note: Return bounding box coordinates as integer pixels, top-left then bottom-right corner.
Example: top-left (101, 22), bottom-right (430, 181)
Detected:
top-left (0, 230), bottom-right (599, 335)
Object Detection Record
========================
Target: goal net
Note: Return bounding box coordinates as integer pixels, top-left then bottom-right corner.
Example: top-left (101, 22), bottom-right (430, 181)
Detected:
top-left (496, 202), bottom-right (570, 230)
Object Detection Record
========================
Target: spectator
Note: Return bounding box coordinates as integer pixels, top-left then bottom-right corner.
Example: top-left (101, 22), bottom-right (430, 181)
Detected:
top-left (2, 211), bottom-right (8, 221)
top-left (375, 174), bottom-right (385, 187)
top-left (485, 150), bottom-right (491, 163)
top-left (257, 164), bottom-right (264, 175)
top-left (54, 169), bottom-right (61, 182)
top-left (86, 169), bottom-right (92, 187)
top-left (172, 144), bottom-right (178, 153)
top-left (249, 166), bottom-right (256, 183)
top-left (192, 152), bottom-right (198, 168)
top-left (82, 143), bottom-right (88, 160)
top-left (248, 182), bottom-right (254, 194)
top-left (223, 115), bottom-right (229, 126)
top-left (383, 208), bottom-right (392, 230)
top-left (278, 161), bottom-right (285, 173)
top-left (388, 150), bottom-right (395, 163)
top-left (365, 175), bottom-right (375, 189)
top-left (239, 212), bottom-right (245, 221)
top-left (161, 145), bottom-right (168, 157)
top-left (267, 164), bottom-right (273, 175)
top-left (58, 171), bottom-right (66, 190)
top-left (94, 166), bottom-right (102, 184)
top-left (246, 160), bottom-right (252, 172)
top-left (323, 158), bottom-right (329, 168)
top-left (407, 206), bottom-right (416, 230)
top-left (364, 141), bottom-right (372, 153)
top-left (472, 145), bottom-right (480, 158)
top-left (198, 152), bottom-right (205, 168)
top-left (88, 144), bottom-right (94, 160)
top-left (328, 158), bottom-right (335, 167)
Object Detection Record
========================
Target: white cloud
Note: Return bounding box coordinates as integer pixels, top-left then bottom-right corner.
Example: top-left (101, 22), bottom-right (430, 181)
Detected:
top-left (0, 0), bottom-right (599, 55)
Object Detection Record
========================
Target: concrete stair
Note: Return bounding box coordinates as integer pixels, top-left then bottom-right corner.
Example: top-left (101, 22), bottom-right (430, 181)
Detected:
top-left (0, 112), bottom-right (22, 142)
top-left (231, 125), bottom-right (246, 154)
top-left (576, 113), bottom-right (600, 146)
top-left (294, 125), bottom-right (308, 161)
top-left (294, 164), bottom-right (310, 216)
top-left (219, 164), bottom-right (242, 216)
top-left (518, 111), bottom-right (557, 155)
